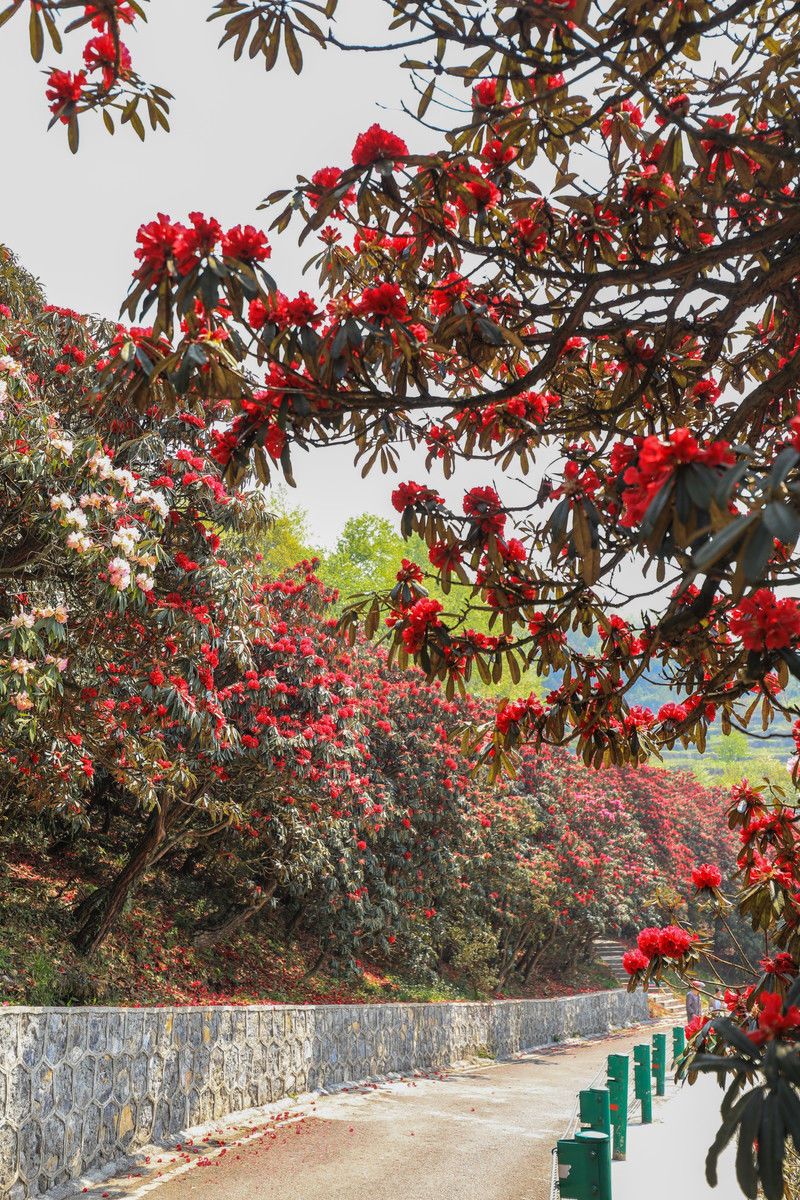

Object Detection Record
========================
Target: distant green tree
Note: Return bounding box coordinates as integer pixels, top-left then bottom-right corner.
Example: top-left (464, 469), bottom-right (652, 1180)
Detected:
top-left (0, 245), bottom-right (45, 314)
top-left (255, 486), bottom-right (319, 578)
top-left (689, 730), bottom-right (790, 792)
top-left (320, 513), bottom-right (423, 609)
top-left (319, 513), bottom-right (544, 704)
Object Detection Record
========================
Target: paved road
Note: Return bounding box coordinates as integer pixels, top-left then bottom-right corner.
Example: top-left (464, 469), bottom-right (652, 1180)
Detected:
top-left (73, 1026), bottom-right (661, 1200)
top-left (614, 1071), bottom-right (738, 1200)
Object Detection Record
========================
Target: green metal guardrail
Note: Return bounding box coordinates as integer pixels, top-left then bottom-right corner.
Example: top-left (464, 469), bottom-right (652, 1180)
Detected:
top-left (652, 1032), bottom-right (667, 1097)
top-left (606, 1052), bottom-right (628, 1160)
top-left (633, 1043), bottom-right (653, 1123)
top-left (556, 1129), bottom-right (613, 1200)
top-left (672, 1025), bottom-right (685, 1062)
top-left (552, 1026), bottom-right (684, 1199)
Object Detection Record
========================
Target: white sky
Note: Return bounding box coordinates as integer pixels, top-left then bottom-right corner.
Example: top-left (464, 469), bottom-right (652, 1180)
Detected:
top-left (2, 2), bottom-right (540, 547)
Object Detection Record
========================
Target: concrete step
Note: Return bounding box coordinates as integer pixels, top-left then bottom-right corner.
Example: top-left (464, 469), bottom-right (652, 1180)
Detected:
top-left (592, 937), bottom-right (630, 984)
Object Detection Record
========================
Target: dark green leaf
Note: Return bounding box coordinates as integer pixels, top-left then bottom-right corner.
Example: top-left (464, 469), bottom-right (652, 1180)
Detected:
top-left (767, 446), bottom-right (800, 489)
top-left (691, 514), bottom-right (754, 571)
top-left (762, 501), bottom-right (800, 544)
top-left (757, 1091), bottom-right (785, 1200)
top-left (742, 522), bottom-right (774, 582)
top-left (735, 1091), bottom-right (764, 1199)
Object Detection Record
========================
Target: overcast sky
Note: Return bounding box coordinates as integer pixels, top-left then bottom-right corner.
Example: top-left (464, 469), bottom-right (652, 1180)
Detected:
top-left (1, 3), bottom-right (540, 548)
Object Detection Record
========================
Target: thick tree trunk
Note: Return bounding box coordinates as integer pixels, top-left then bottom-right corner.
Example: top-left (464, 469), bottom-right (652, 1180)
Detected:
top-left (522, 929), bottom-right (557, 985)
top-left (283, 899), bottom-right (307, 940)
top-left (495, 928), bottom-right (532, 991)
top-left (193, 882), bottom-right (277, 951)
top-left (71, 800), bottom-right (178, 957)
top-left (299, 944), bottom-right (330, 982)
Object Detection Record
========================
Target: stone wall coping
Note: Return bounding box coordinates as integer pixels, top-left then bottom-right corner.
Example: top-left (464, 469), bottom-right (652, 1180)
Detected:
top-left (0, 989), bottom-right (627, 1016)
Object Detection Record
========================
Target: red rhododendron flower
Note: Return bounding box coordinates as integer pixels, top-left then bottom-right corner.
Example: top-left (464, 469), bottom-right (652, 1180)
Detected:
top-left (177, 212), bottom-right (222, 271)
top-left (286, 292), bottom-right (323, 328)
top-left (391, 481), bottom-right (441, 512)
top-left (401, 598), bottom-right (444, 653)
top-left (83, 33), bottom-right (131, 89)
top-left (472, 78), bottom-right (510, 107)
top-left (359, 283), bottom-right (408, 322)
top-left (263, 425), bottom-right (286, 461)
top-left (684, 1013), bottom-right (707, 1040)
top-left (46, 70), bottom-right (86, 121)
top-left (495, 695), bottom-right (543, 736)
top-left (623, 165), bottom-right (676, 210)
top-left (759, 953), bottom-right (797, 978)
top-left (307, 166), bottom-right (356, 213)
top-left (463, 486), bottom-right (506, 537)
top-left (601, 98), bottom-right (643, 138)
top-left (134, 214), bottom-right (185, 283)
top-left (221, 225), bottom-right (271, 263)
top-left (730, 589), bottom-right (800, 651)
top-left (637, 927), bottom-right (663, 958)
top-left (528, 613), bottom-right (566, 646)
top-left (658, 925), bottom-right (691, 958)
top-left (351, 124), bottom-right (408, 168)
top-left (622, 948), bottom-right (649, 974)
top-left (747, 991), bottom-right (800, 1045)
top-left (456, 178), bottom-right (501, 215)
top-left (619, 429), bottom-right (734, 528)
top-left (657, 702), bottom-right (687, 725)
top-left (623, 706), bottom-right (655, 731)
top-left (692, 378), bottom-right (721, 407)
top-left (512, 217), bottom-right (547, 254)
top-left (428, 541), bottom-right (463, 573)
top-left (480, 138), bottom-right (517, 172)
top-left (429, 272), bottom-right (470, 317)
top-left (396, 559), bottom-right (423, 583)
top-left (85, 3), bottom-right (136, 30)
top-left (691, 863), bottom-right (722, 890)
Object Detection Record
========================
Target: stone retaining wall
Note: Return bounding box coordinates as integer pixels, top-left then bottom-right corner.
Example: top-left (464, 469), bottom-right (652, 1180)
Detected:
top-left (0, 989), bottom-right (648, 1199)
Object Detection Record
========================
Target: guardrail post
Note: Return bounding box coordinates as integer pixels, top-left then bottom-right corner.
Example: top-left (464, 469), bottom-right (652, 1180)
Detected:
top-left (633, 1043), bottom-right (653, 1123)
top-left (672, 1024), bottom-right (685, 1062)
top-left (652, 1032), bottom-right (666, 1097)
top-left (606, 1052), bottom-right (628, 1160)
top-left (556, 1130), bottom-right (612, 1200)
top-left (579, 1087), bottom-right (611, 1137)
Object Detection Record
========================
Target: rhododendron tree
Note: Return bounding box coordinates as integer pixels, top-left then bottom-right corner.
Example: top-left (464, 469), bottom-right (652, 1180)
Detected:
top-left (0, 264), bottom-right (373, 957)
top-left (30, 0), bottom-right (800, 783)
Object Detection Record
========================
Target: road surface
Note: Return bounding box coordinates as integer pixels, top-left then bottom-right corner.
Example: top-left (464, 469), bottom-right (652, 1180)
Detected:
top-left (71, 1026), bottom-right (662, 1200)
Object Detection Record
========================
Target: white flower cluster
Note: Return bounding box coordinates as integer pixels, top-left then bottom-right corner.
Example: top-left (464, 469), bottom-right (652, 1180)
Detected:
top-left (51, 447), bottom-right (161, 596)
top-left (135, 488), bottom-right (169, 519)
top-left (66, 530), bottom-right (93, 552)
top-left (108, 556), bottom-right (132, 590)
top-left (9, 613), bottom-right (35, 629)
top-left (111, 524), bottom-right (142, 557)
top-left (32, 605), bottom-right (68, 622)
top-left (79, 492), bottom-right (117, 512)
top-left (87, 450), bottom-right (135, 494)
top-left (8, 657), bottom-right (34, 677)
top-left (0, 355), bottom-right (22, 377)
top-left (48, 432), bottom-right (74, 458)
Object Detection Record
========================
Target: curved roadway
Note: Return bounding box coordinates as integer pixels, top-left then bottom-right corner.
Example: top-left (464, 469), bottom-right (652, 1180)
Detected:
top-left (71, 1026), bottom-right (659, 1200)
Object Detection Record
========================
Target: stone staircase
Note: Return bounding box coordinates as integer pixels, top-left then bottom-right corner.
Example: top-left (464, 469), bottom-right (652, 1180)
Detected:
top-left (594, 936), bottom-right (628, 983)
top-left (594, 937), bottom-right (687, 1024)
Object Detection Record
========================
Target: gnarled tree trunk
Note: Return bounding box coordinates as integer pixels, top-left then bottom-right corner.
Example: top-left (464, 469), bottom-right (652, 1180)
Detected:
top-left (71, 798), bottom-right (181, 958)
top-left (193, 881), bottom-right (277, 951)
